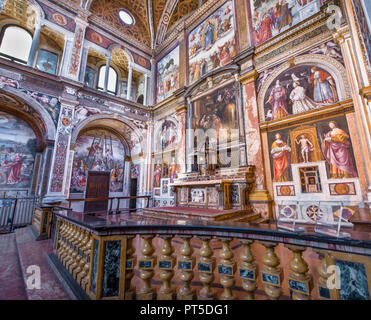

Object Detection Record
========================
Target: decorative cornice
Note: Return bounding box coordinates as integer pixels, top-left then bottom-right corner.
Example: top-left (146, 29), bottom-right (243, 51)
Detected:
top-left (332, 25), bottom-right (351, 45)
top-left (238, 69), bottom-right (258, 85)
top-left (359, 85), bottom-right (371, 102)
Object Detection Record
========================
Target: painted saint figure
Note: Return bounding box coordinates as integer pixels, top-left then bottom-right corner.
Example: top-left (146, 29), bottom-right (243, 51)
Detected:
top-left (321, 121), bottom-right (357, 178)
top-left (154, 162), bottom-right (162, 188)
top-left (308, 67), bottom-right (338, 104)
top-left (295, 135), bottom-right (314, 163)
top-left (271, 133), bottom-right (291, 182)
top-left (289, 80), bottom-right (319, 114)
top-left (203, 21), bottom-right (216, 50)
top-left (267, 80), bottom-right (289, 120)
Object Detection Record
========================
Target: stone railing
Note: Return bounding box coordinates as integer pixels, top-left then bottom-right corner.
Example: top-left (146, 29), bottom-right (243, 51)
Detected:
top-left (50, 209), bottom-right (371, 300)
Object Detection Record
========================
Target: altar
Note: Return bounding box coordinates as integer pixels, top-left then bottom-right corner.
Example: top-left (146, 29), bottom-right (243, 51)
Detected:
top-left (172, 179), bottom-right (234, 210)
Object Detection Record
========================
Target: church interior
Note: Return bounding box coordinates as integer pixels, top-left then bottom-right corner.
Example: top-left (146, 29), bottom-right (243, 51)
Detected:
top-left (0, 0), bottom-right (371, 301)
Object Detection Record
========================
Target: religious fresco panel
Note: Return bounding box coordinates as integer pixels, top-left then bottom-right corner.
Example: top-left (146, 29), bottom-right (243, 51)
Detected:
top-left (267, 115), bottom-right (358, 183)
top-left (191, 82), bottom-right (239, 140)
top-left (188, 1), bottom-right (236, 85)
top-left (263, 65), bottom-right (339, 121)
top-left (156, 45), bottom-right (180, 103)
top-left (70, 130), bottom-right (126, 193)
top-left (250, 0), bottom-right (325, 46)
top-left (352, 0), bottom-right (371, 65)
top-left (0, 111), bottom-right (37, 189)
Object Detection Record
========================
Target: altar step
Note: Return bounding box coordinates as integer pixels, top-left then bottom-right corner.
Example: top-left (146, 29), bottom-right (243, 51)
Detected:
top-left (139, 206), bottom-right (263, 222)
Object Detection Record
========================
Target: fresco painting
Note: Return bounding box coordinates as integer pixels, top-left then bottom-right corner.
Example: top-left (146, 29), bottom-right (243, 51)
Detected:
top-left (264, 65), bottom-right (339, 121)
top-left (268, 116), bottom-right (358, 182)
top-left (353, 0), bottom-right (371, 64)
top-left (251, 0), bottom-right (324, 45)
top-left (0, 112), bottom-right (37, 189)
top-left (191, 82), bottom-right (238, 139)
top-left (156, 46), bottom-right (180, 103)
top-left (188, 1), bottom-right (236, 85)
top-left (70, 130), bottom-right (126, 193)
top-left (36, 49), bottom-right (59, 75)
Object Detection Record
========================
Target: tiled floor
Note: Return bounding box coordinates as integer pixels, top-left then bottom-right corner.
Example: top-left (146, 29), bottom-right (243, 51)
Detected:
top-left (0, 227), bottom-right (69, 300)
top-left (0, 232), bottom-right (26, 300)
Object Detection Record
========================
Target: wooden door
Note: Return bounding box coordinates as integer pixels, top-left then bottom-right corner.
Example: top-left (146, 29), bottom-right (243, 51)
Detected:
top-left (129, 178), bottom-right (137, 209)
top-left (84, 171), bottom-right (110, 213)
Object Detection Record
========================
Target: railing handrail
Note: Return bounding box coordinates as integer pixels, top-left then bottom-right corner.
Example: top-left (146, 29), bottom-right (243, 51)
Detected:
top-left (53, 210), bottom-right (371, 256)
top-left (66, 195), bottom-right (151, 202)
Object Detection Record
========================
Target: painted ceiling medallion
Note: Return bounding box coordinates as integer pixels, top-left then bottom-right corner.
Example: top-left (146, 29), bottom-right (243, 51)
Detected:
top-left (119, 9), bottom-right (134, 26)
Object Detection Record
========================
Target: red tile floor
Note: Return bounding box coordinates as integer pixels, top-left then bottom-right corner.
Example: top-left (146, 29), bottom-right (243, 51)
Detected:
top-left (0, 227), bottom-right (69, 300)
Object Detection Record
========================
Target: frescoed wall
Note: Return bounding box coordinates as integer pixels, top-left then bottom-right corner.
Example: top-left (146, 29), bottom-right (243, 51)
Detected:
top-left (70, 130), bottom-right (126, 194)
top-left (267, 115), bottom-right (358, 183)
top-left (191, 82), bottom-right (238, 139)
top-left (250, 0), bottom-right (324, 45)
top-left (352, 0), bottom-right (371, 65)
top-left (188, 1), bottom-right (236, 84)
top-left (263, 64), bottom-right (339, 121)
top-left (156, 45), bottom-right (180, 103)
top-left (0, 112), bottom-right (37, 189)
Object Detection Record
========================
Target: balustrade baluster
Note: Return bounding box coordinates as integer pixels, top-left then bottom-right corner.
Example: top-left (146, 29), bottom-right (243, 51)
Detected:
top-left (285, 244), bottom-right (313, 300)
top-left (124, 235), bottom-right (137, 299)
top-left (198, 236), bottom-right (215, 300)
top-left (239, 240), bottom-right (257, 300)
top-left (56, 221), bottom-right (67, 258)
top-left (65, 226), bottom-right (83, 270)
top-left (76, 233), bottom-right (93, 291)
top-left (69, 230), bottom-right (89, 273)
top-left (177, 236), bottom-right (196, 300)
top-left (218, 238), bottom-right (236, 300)
top-left (62, 225), bottom-right (79, 266)
top-left (158, 235), bottom-right (176, 300)
top-left (260, 241), bottom-right (282, 300)
top-left (60, 224), bottom-right (75, 263)
top-left (57, 222), bottom-right (70, 259)
top-left (137, 235), bottom-right (156, 300)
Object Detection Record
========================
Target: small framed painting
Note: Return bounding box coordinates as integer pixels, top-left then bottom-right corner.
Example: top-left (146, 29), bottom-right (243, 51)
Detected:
top-left (161, 178), bottom-right (170, 196)
top-left (154, 188), bottom-right (160, 196)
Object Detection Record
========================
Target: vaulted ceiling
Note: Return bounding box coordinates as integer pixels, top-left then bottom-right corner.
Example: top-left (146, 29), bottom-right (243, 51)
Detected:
top-left (83, 0), bottom-right (209, 49)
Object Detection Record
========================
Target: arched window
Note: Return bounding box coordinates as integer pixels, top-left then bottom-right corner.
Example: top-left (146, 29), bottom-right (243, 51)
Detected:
top-left (97, 66), bottom-right (118, 94)
top-left (0, 26), bottom-right (32, 63)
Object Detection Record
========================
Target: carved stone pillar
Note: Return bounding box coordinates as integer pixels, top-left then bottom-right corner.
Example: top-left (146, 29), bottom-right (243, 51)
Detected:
top-left (64, 17), bottom-right (88, 81)
top-left (175, 103), bottom-right (187, 174)
top-left (43, 102), bottom-right (75, 204)
top-left (333, 25), bottom-right (371, 204)
top-left (239, 70), bottom-right (273, 219)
